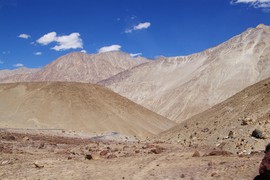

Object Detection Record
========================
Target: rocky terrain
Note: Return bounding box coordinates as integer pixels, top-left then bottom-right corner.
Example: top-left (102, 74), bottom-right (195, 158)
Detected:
top-left (0, 82), bottom-right (175, 139)
top-left (155, 77), bottom-right (270, 155)
top-left (0, 51), bottom-right (149, 83)
top-left (100, 24), bottom-right (270, 123)
top-left (0, 130), bottom-right (263, 179)
top-left (0, 67), bottom-right (40, 82)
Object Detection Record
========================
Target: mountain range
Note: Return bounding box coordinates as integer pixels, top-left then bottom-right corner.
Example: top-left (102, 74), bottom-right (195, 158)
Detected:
top-left (1, 24), bottom-right (270, 124)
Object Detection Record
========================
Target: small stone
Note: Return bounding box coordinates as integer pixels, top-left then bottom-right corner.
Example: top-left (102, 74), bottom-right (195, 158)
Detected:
top-left (180, 174), bottom-right (185, 178)
top-left (107, 154), bottom-right (117, 159)
top-left (192, 150), bottom-right (200, 157)
top-left (211, 172), bottom-right (217, 177)
top-left (100, 150), bottom-right (109, 156)
top-left (85, 154), bottom-right (93, 160)
top-left (33, 162), bottom-right (44, 168)
top-left (228, 131), bottom-right (234, 138)
top-left (22, 136), bottom-right (30, 141)
top-left (150, 148), bottom-right (162, 154)
top-left (252, 129), bottom-right (263, 139)
top-left (207, 150), bottom-right (233, 156)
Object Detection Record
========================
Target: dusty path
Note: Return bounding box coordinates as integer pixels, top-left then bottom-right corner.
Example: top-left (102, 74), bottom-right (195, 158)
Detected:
top-left (0, 130), bottom-right (263, 180)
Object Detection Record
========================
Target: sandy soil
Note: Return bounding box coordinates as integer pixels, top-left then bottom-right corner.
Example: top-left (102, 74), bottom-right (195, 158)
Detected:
top-left (0, 130), bottom-right (262, 180)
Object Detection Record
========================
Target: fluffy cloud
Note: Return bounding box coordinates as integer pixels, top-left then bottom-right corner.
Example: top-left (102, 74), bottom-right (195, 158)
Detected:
top-left (130, 53), bottom-right (142, 57)
top-left (81, 50), bottom-right (87, 53)
top-left (134, 22), bottom-right (151, 30)
top-left (231, 0), bottom-right (270, 9)
top-left (13, 63), bottom-right (24, 67)
top-left (98, 45), bottom-right (121, 53)
top-left (37, 32), bottom-right (57, 45)
top-left (36, 32), bottom-right (83, 51)
top-left (52, 33), bottom-right (83, 51)
top-left (125, 22), bottom-right (151, 33)
top-left (18, 34), bottom-right (31, 39)
top-left (34, 52), bottom-right (42, 56)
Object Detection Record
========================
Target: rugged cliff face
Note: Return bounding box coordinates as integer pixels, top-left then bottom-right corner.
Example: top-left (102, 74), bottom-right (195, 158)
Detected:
top-left (100, 24), bottom-right (270, 122)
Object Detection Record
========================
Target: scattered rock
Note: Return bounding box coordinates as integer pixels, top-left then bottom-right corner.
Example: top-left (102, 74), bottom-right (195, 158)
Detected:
top-left (180, 174), bottom-right (185, 178)
top-left (1, 160), bottom-right (11, 165)
top-left (107, 154), bottom-right (117, 159)
top-left (206, 150), bottom-right (233, 156)
top-left (85, 154), bottom-right (93, 160)
top-left (2, 135), bottom-right (16, 141)
top-left (241, 117), bottom-right (254, 125)
top-left (252, 129), bottom-right (264, 139)
top-left (135, 150), bottom-right (140, 153)
top-left (100, 150), bottom-right (109, 156)
top-left (22, 136), bottom-right (30, 141)
top-left (33, 162), bottom-right (44, 168)
top-left (211, 172), bottom-right (218, 177)
top-left (228, 131), bottom-right (234, 138)
top-left (201, 128), bottom-right (209, 133)
top-left (192, 150), bottom-right (200, 157)
top-left (150, 148), bottom-right (163, 154)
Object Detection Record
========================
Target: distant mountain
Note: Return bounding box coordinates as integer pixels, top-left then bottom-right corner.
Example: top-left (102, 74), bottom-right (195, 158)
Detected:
top-left (154, 77), bottom-right (270, 154)
top-left (0, 51), bottom-right (149, 83)
top-left (0, 67), bottom-right (40, 82)
top-left (0, 82), bottom-right (175, 138)
top-left (100, 24), bottom-right (270, 123)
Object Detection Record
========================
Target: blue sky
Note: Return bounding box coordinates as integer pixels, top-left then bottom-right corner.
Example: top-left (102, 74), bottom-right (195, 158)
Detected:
top-left (0, 0), bottom-right (270, 69)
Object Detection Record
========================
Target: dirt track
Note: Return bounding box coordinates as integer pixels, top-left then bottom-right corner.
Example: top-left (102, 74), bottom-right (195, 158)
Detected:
top-left (0, 130), bottom-right (263, 180)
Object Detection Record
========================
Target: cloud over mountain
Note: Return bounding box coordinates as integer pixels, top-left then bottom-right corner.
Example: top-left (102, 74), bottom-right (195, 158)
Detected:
top-left (36, 32), bottom-right (83, 51)
top-left (98, 45), bottom-right (121, 53)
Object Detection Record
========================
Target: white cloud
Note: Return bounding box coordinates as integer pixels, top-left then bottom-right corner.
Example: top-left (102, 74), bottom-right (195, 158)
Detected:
top-left (36, 32), bottom-right (83, 51)
top-left (231, 0), bottom-right (270, 9)
top-left (130, 53), bottom-right (142, 57)
top-left (98, 45), bottom-right (121, 53)
top-left (13, 63), bottom-right (24, 68)
top-left (18, 34), bottom-right (31, 39)
top-left (34, 52), bottom-right (42, 56)
top-left (81, 50), bottom-right (87, 53)
top-left (0, 60), bottom-right (4, 64)
top-left (37, 32), bottom-right (57, 45)
top-left (134, 22), bottom-right (151, 30)
top-left (125, 22), bottom-right (151, 33)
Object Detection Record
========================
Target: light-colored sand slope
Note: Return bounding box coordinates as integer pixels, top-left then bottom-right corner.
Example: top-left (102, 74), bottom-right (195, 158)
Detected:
top-left (100, 24), bottom-right (270, 123)
top-left (155, 77), bottom-right (270, 154)
top-left (0, 82), bottom-right (175, 139)
top-left (0, 51), bottom-right (149, 83)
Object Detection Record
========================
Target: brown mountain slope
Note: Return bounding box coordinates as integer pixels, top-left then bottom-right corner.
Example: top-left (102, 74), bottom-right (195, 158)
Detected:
top-left (1, 51), bottom-right (149, 83)
top-left (100, 24), bottom-right (270, 123)
top-left (154, 77), bottom-right (270, 154)
top-left (0, 82), bottom-right (175, 139)
top-left (0, 67), bottom-right (40, 82)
